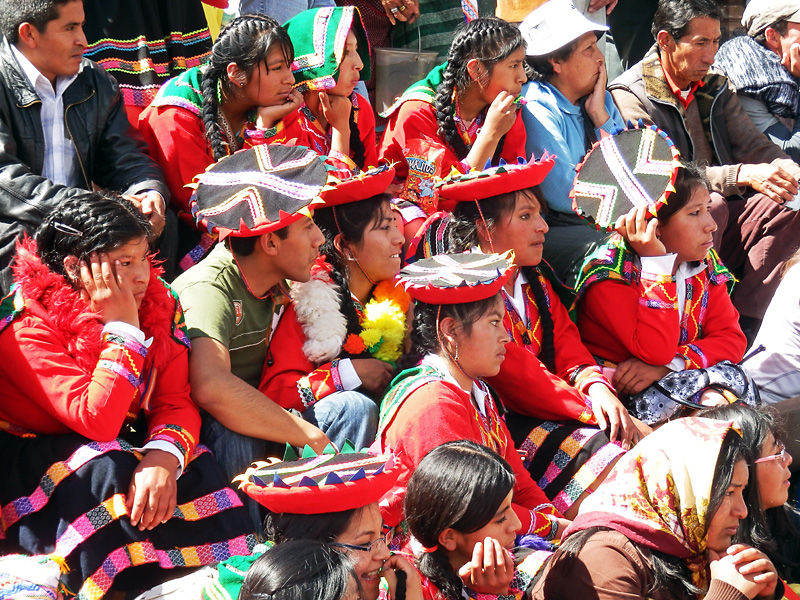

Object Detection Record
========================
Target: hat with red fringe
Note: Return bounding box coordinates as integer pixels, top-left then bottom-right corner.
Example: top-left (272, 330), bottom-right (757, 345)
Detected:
top-left (434, 155), bottom-right (556, 213)
top-left (188, 144), bottom-right (328, 240)
top-left (235, 443), bottom-right (399, 514)
top-left (570, 122), bottom-right (683, 232)
top-left (397, 251), bottom-right (515, 304)
top-left (318, 163), bottom-right (396, 207)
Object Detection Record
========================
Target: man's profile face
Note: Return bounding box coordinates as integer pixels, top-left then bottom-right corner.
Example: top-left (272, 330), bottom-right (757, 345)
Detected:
top-left (25, 0), bottom-right (86, 84)
top-left (774, 22), bottom-right (800, 61)
top-left (661, 16), bottom-right (721, 88)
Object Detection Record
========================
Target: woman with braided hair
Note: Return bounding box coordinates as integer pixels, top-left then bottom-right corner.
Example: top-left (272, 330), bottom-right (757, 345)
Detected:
top-left (0, 194), bottom-right (255, 598)
top-left (250, 7), bottom-right (378, 178)
top-left (378, 18), bottom-right (528, 239)
top-left (138, 15), bottom-right (300, 269)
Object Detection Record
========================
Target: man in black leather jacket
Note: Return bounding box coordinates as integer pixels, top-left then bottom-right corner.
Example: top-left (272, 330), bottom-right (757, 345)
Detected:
top-left (0, 0), bottom-right (170, 292)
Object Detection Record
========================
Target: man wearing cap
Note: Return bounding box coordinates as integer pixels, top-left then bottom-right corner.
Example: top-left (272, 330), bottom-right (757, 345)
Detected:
top-left (519, 0), bottom-right (626, 285)
top-left (609, 0), bottom-right (800, 331)
top-left (715, 0), bottom-right (800, 163)
top-left (172, 145), bottom-right (375, 530)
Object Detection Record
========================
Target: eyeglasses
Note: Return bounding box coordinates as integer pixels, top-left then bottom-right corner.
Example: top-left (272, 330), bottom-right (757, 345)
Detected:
top-left (332, 534), bottom-right (388, 553)
top-left (754, 443), bottom-right (787, 464)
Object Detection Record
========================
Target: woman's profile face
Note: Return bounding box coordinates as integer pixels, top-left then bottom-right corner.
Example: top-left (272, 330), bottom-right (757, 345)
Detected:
top-left (349, 201), bottom-right (404, 284)
top-left (475, 46), bottom-right (527, 105)
top-left (328, 30), bottom-right (363, 98)
top-left (756, 431), bottom-right (792, 510)
top-left (484, 193), bottom-right (548, 268)
top-left (334, 503), bottom-right (390, 600)
top-left (447, 294), bottom-right (510, 380)
top-left (705, 459), bottom-right (749, 553)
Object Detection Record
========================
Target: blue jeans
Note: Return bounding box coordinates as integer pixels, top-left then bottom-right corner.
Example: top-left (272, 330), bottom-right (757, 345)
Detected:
top-left (302, 390), bottom-right (379, 451)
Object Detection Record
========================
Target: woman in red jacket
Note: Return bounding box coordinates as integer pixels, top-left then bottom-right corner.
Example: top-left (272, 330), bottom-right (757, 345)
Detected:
top-left (575, 162), bottom-right (753, 425)
top-left (0, 194), bottom-right (254, 598)
top-left (377, 252), bottom-right (571, 543)
top-left (440, 158), bottom-right (642, 519)
top-left (378, 18), bottom-right (528, 241)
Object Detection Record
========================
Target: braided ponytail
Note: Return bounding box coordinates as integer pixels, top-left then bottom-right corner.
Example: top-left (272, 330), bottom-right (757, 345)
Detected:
top-left (201, 15), bottom-right (294, 160)
top-left (434, 17), bottom-right (523, 160)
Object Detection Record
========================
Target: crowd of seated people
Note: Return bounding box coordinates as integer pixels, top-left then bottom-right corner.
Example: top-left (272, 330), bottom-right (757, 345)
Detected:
top-left (2, 0), bottom-right (800, 598)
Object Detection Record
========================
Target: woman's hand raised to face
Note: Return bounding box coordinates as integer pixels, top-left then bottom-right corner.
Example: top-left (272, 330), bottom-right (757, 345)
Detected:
top-left (482, 91), bottom-right (519, 141)
top-left (458, 537), bottom-right (515, 595)
top-left (614, 205), bottom-right (667, 258)
top-left (79, 252), bottom-right (139, 328)
top-left (256, 89), bottom-right (304, 130)
top-left (709, 545), bottom-right (779, 599)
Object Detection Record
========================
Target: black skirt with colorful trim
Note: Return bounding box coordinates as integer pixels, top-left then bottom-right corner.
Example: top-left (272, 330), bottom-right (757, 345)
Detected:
top-left (0, 431), bottom-right (257, 600)
top-left (505, 412), bottom-right (626, 516)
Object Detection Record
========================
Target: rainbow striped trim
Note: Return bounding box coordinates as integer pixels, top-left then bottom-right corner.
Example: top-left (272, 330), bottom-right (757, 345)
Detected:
top-left (78, 534), bottom-right (258, 600)
top-left (550, 440), bottom-right (625, 514)
top-left (1, 440), bottom-right (133, 537)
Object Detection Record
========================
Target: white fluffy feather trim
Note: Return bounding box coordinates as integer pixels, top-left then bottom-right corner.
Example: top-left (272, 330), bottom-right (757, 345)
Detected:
top-left (291, 272), bottom-right (348, 363)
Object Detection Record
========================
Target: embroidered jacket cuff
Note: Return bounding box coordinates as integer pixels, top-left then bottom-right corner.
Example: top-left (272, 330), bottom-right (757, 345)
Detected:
top-left (337, 358), bottom-right (363, 391)
top-left (102, 321), bottom-right (152, 347)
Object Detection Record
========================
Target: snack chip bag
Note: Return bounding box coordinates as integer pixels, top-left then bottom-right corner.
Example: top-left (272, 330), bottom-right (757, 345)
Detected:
top-left (401, 139), bottom-right (446, 215)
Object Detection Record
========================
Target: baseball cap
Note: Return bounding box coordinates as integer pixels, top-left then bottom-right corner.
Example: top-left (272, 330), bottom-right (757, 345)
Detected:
top-left (742, 0), bottom-right (800, 37)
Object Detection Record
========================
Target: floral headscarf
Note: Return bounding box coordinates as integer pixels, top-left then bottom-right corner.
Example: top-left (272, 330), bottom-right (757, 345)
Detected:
top-left (563, 417), bottom-right (740, 589)
top-left (283, 7), bottom-right (371, 93)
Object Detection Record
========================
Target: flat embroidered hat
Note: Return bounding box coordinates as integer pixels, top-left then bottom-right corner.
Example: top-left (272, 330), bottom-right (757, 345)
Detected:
top-left (237, 444), bottom-right (399, 514)
top-left (570, 122), bottom-right (682, 232)
top-left (318, 163), bottom-right (396, 207)
top-left (189, 144), bottom-right (328, 240)
top-left (397, 251), bottom-right (515, 304)
top-left (435, 155), bottom-right (555, 213)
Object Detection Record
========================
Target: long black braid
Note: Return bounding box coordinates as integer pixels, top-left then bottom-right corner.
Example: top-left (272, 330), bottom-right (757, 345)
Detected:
top-left (433, 18), bottom-right (523, 160)
top-left (347, 107), bottom-right (366, 169)
top-left (200, 15), bottom-right (294, 160)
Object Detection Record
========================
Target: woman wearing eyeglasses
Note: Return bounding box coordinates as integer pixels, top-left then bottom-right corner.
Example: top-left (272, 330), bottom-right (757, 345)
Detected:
top-left (702, 404), bottom-right (800, 586)
top-left (196, 450), bottom-right (424, 600)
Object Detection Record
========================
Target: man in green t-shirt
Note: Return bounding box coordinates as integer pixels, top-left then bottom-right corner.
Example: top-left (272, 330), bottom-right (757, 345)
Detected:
top-left (172, 146), bottom-right (355, 529)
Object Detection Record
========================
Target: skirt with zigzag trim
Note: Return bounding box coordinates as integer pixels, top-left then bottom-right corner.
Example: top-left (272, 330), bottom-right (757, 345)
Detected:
top-left (505, 413), bottom-right (626, 515)
top-left (0, 431), bottom-right (257, 600)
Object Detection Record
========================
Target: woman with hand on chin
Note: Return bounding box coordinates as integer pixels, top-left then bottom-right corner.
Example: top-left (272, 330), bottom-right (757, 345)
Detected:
top-left (139, 15), bottom-right (301, 269)
top-left (532, 417), bottom-right (784, 600)
top-left (0, 194), bottom-right (254, 599)
top-left (702, 404), bottom-right (800, 587)
top-left (254, 7), bottom-right (377, 177)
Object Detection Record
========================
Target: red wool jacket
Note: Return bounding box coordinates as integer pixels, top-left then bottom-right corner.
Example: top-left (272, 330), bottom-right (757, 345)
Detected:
top-left (0, 241), bottom-right (200, 465)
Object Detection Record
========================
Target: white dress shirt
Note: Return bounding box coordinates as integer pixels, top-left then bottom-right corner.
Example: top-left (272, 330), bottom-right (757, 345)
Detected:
top-left (10, 44), bottom-right (79, 187)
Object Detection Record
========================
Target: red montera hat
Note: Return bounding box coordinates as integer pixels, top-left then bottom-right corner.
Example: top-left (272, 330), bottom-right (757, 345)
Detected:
top-left (318, 164), bottom-right (396, 207)
top-left (236, 444), bottom-right (398, 514)
top-left (435, 155), bottom-right (555, 212)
